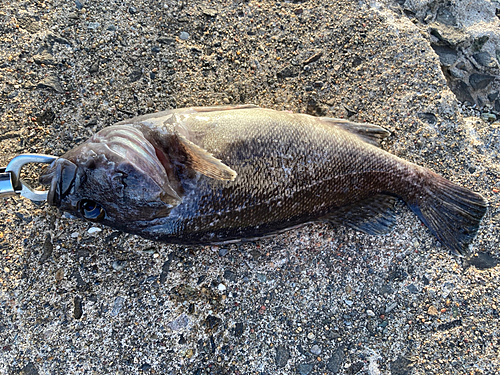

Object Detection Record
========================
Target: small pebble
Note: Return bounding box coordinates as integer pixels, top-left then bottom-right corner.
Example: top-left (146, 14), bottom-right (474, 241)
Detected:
top-left (218, 248), bottom-right (229, 256)
top-left (310, 344), bottom-right (321, 355)
top-left (297, 363), bottom-right (314, 375)
top-left (307, 332), bottom-right (315, 340)
top-left (427, 306), bottom-right (439, 316)
top-left (110, 296), bottom-right (125, 316)
top-left (87, 22), bottom-right (100, 30)
top-left (87, 227), bottom-right (102, 234)
top-left (179, 31), bottom-right (190, 40)
top-left (112, 260), bottom-right (127, 271)
top-left (218, 283), bottom-right (226, 291)
top-left (168, 313), bottom-right (189, 331)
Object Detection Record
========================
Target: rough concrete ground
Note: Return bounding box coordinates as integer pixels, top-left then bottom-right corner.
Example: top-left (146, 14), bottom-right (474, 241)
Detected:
top-left (1, 0), bottom-right (499, 374)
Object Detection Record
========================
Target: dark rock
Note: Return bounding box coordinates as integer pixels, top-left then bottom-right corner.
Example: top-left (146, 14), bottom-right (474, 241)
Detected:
top-left (436, 7), bottom-right (457, 26)
top-left (406, 284), bottom-right (419, 294)
top-left (234, 322), bottom-right (244, 336)
top-left (473, 52), bottom-right (498, 68)
top-left (129, 69), bottom-right (142, 82)
top-left (151, 46), bottom-right (161, 53)
top-left (106, 25), bottom-right (117, 31)
top-left (437, 318), bottom-right (462, 331)
top-left (223, 269), bottom-right (237, 281)
top-left (89, 61), bottom-right (99, 73)
top-left (158, 37), bottom-right (175, 45)
top-left (452, 81), bottom-right (474, 104)
top-left (33, 50), bottom-right (56, 65)
top-left (71, 268), bottom-right (89, 291)
top-left (277, 65), bottom-right (300, 79)
top-left (379, 284), bottom-right (393, 295)
top-left (85, 118), bottom-right (97, 127)
top-left (327, 346), bottom-right (344, 374)
top-left (390, 356), bottom-right (412, 375)
top-left (488, 92), bottom-right (499, 101)
top-left (37, 74), bottom-right (63, 93)
top-left (298, 363), bottom-right (314, 375)
top-left (73, 296), bottom-right (83, 319)
top-left (128, 6), bottom-right (138, 14)
top-left (417, 112), bottom-right (438, 125)
top-left (346, 361), bottom-right (364, 374)
top-left (465, 252), bottom-right (499, 270)
top-left (75, 0), bottom-right (83, 10)
top-left (430, 25), bottom-right (467, 46)
top-left (160, 254), bottom-right (173, 284)
top-left (275, 345), bottom-right (289, 368)
top-left (205, 315), bottom-right (222, 331)
top-left (36, 109), bottom-right (55, 125)
top-left (431, 45), bottom-right (458, 67)
top-left (76, 248), bottom-right (90, 258)
top-left (39, 235), bottom-right (53, 264)
top-left (139, 363), bottom-right (151, 371)
top-left (218, 247), bottom-right (229, 256)
top-left (14, 362), bottom-right (39, 375)
top-left (46, 32), bottom-right (71, 47)
top-left (469, 73), bottom-right (495, 90)
top-left (472, 35), bottom-right (489, 52)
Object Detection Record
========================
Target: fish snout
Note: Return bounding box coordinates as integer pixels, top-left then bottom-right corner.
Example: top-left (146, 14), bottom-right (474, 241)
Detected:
top-left (39, 158), bottom-right (78, 206)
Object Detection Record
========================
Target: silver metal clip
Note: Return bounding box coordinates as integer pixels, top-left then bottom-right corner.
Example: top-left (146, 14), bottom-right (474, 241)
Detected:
top-left (0, 154), bottom-right (58, 202)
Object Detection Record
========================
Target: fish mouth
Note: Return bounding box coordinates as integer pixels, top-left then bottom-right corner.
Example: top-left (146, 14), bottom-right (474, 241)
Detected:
top-left (39, 158), bottom-right (78, 206)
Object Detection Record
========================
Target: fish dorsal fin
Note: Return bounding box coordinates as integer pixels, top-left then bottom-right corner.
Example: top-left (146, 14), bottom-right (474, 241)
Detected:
top-left (326, 194), bottom-right (398, 235)
top-left (320, 117), bottom-right (390, 147)
top-left (176, 133), bottom-right (237, 181)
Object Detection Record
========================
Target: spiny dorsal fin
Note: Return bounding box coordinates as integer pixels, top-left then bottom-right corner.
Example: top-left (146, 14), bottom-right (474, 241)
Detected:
top-left (176, 133), bottom-right (237, 181)
top-left (320, 117), bottom-right (390, 147)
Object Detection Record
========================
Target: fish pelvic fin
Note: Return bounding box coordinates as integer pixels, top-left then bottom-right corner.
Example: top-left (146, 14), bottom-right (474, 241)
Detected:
top-left (408, 172), bottom-right (487, 256)
top-left (176, 133), bottom-right (237, 181)
top-left (320, 118), bottom-right (390, 147)
top-left (326, 194), bottom-right (398, 235)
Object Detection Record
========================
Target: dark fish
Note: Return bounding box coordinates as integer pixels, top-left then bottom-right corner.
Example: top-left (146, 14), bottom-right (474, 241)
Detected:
top-left (40, 105), bottom-right (487, 255)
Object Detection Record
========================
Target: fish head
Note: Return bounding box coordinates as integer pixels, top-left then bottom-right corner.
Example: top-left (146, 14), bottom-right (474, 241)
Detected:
top-left (39, 125), bottom-right (181, 230)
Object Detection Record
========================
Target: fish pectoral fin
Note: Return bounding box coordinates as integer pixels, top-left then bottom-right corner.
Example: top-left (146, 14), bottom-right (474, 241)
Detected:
top-left (176, 133), bottom-right (237, 181)
top-left (320, 118), bottom-right (390, 147)
top-left (326, 194), bottom-right (398, 235)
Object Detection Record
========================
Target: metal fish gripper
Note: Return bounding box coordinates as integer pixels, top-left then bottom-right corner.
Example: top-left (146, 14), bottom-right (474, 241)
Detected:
top-left (0, 154), bottom-right (58, 202)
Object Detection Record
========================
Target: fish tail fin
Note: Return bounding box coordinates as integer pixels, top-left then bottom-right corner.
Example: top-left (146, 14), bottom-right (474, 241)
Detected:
top-left (408, 171), bottom-right (487, 256)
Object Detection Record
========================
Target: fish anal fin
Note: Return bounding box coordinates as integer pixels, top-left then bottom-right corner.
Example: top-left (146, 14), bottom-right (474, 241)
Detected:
top-left (176, 133), bottom-right (237, 181)
top-left (326, 194), bottom-right (398, 235)
top-left (320, 118), bottom-right (390, 147)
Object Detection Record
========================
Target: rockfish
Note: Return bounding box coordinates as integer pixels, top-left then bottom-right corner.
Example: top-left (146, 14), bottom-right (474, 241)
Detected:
top-left (40, 105), bottom-right (487, 255)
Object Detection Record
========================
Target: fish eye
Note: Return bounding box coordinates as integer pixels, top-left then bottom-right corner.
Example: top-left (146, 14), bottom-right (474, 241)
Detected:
top-left (79, 199), bottom-right (105, 222)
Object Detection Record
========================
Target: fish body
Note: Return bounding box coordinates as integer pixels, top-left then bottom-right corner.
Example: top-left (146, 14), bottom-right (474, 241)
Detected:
top-left (40, 105), bottom-right (487, 254)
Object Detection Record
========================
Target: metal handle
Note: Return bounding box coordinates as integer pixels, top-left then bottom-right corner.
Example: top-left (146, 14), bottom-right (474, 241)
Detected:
top-left (1, 154), bottom-right (58, 202)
